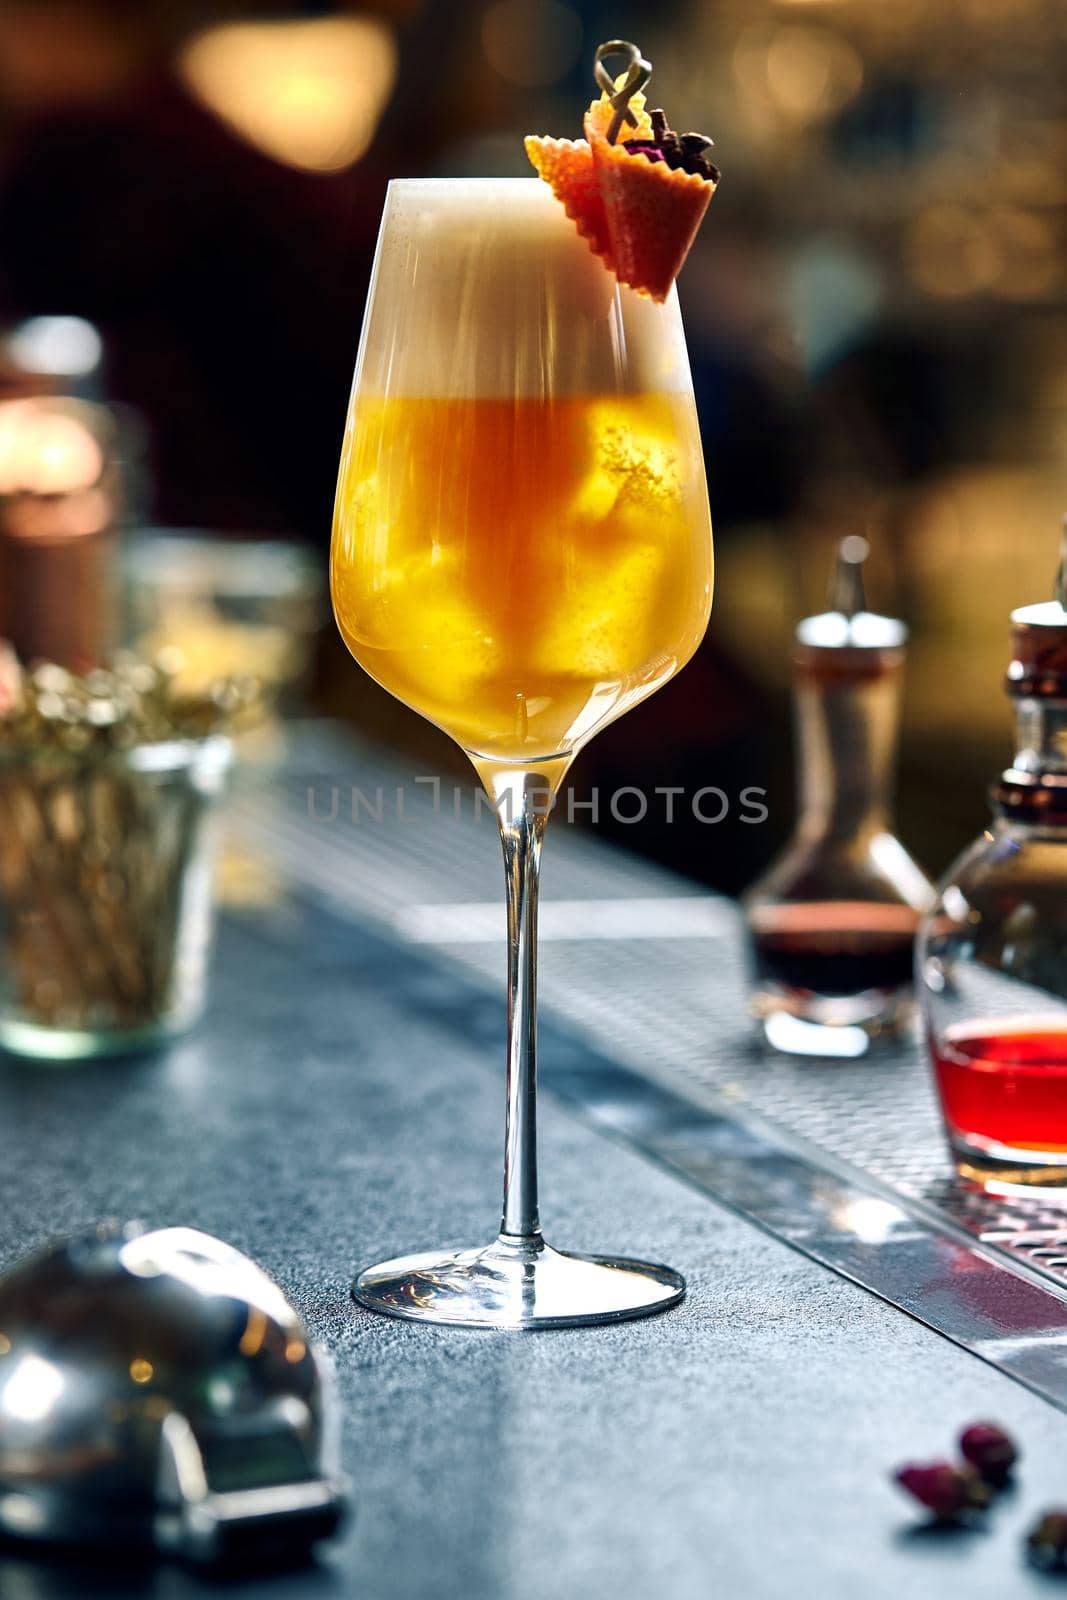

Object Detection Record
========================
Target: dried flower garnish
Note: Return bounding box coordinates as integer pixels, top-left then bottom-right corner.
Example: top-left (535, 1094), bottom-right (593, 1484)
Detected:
top-left (959, 1421), bottom-right (1017, 1487)
top-left (525, 40), bottom-right (718, 302)
top-left (624, 110), bottom-right (720, 182)
top-left (0, 647), bottom-right (254, 1044)
top-left (0, 652), bottom-right (261, 756)
top-left (894, 1460), bottom-right (991, 1521)
top-left (1027, 1509), bottom-right (1067, 1571)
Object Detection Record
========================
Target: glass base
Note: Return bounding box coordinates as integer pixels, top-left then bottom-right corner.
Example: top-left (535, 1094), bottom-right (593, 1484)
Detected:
top-left (0, 1010), bottom-right (195, 1062)
top-left (759, 1010), bottom-right (912, 1059)
top-left (951, 1131), bottom-right (1067, 1198)
top-left (755, 990), bottom-right (913, 1058)
top-left (353, 1234), bottom-right (685, 1329)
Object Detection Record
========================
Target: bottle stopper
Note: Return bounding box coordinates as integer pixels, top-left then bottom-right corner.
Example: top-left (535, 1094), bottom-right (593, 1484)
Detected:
top-left (1008, 516), bottom-right (1067, 697)
top-left (794, 537), bottom-right (906, 677)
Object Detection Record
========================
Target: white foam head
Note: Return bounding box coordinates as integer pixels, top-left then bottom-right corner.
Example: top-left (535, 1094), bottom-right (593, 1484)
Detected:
top-left (352, 178), bottom-right (693, 400)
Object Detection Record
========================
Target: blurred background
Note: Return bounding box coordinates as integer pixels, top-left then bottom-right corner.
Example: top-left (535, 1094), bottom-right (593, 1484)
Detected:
top-left (0, 0), bottom-right (1065, 896)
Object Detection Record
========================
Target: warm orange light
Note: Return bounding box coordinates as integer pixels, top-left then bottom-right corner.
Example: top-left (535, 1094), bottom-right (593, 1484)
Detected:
top-left (904, 205), bottom-right (1001, 298)
top-left (178, 16), bottom-right (397, 175)
top-left (238, 1305), bottom-right (268, 1358)
top-left (734, 23), bottom-right (862, 127)
top-left (4, 489), bottom-right (111, 541)
top-left (0, 400), bottom-right (104, 497)
top-left (903, 205), bottom-right (1059, 301)
top-left (989, 207), bottom-right (1060, 300)
top-left (765, 25), bottom-right (862, 120)
top-left (481, 0), bottom-right (583, 87)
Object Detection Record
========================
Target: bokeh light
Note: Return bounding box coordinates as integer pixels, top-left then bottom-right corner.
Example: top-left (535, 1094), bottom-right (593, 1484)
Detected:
top-left (734, 24), bottom-right (863, 128)
top-left (179, 16), bottom-right (397, 175)
top-left (481, 1), bottom-right (583, 89)
top-left (0, 401), bottom-right (104, 498)
top-left (904, 205), bottom-right (1000, 298)
top-left (989, 208), bottom-right (1060, 300)
top-left (9, 317), bottom-right (102, 379)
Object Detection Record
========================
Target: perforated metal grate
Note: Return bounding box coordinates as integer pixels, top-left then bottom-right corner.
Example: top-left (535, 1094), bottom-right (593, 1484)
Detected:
top-left (233, 727), bottom-right (1067, 1299)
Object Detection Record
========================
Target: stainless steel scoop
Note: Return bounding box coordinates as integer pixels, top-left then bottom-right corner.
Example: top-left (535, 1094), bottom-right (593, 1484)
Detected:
top-left (0, 1223), bottom-right (347, 1564)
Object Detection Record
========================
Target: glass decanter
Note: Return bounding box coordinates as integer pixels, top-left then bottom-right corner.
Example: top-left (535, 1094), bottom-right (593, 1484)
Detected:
top-left (919, 525), bottom-right (1067, 1194)
top-left (744, 537), bottom-right (934, 1057)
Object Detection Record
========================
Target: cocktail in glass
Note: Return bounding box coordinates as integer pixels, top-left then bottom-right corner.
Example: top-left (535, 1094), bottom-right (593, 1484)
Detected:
top-left (331, 177), bottom-right (712, 1327)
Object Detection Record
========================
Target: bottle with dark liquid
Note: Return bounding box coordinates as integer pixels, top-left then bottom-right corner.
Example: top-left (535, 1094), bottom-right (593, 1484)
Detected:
top-left (919, 521), bottom-right (1067, 1193)
top-left (744, 538), bottom-right (934, 1056)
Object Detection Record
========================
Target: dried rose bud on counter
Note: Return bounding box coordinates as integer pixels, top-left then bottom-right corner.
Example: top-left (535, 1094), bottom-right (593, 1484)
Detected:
top-left (959, 1421), bottom-right (1017, 1486)
top-left (894, 1460), bottom-right (991, 1520)
top-left (1027, 1509), bottom-right (1067, 1571)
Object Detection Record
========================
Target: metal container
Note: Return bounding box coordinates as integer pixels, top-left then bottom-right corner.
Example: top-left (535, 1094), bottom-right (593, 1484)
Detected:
top-left (0, 1223), bottom-right (346, 1563)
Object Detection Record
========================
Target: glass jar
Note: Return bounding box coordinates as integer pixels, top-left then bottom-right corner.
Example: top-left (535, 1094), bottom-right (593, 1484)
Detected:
top-left (0, 735), bottom-right (231, 1060)
top-left (919, 593), bottom-right (1067, 1193)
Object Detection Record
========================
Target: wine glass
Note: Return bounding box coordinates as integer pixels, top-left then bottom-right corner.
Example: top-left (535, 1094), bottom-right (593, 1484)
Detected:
top-left (331, 178), bottom-right (713, 1327)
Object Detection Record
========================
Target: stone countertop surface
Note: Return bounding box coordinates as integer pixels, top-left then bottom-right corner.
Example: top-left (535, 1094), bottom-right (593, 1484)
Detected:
top-left (0, 893), bottom-right (1063, 1600)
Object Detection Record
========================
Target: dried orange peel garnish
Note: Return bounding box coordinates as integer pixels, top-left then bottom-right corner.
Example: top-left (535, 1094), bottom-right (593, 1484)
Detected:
top-left (524, 132), bottom-right (613, 266)
top-left (525, 67), bottom-right (718, 302)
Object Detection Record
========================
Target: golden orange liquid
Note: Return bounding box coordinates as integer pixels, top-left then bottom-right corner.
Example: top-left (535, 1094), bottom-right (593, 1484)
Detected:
top-left (331, 393), bottom-right (712, 763)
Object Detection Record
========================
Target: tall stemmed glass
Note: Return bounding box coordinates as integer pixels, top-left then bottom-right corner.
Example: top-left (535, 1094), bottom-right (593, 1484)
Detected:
top-left (331, 178), bottom-right (713, 1327)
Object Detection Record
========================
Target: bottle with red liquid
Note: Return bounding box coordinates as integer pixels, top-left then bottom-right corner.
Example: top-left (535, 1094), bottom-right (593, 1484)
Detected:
top-left (920, 522), bottom-right (1067, 1193)
top-left (744, 538), bottom-right (934, 1057)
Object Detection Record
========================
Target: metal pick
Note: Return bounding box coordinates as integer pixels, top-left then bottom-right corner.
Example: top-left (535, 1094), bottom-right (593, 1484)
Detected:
top-left (593, 39), bottom-right (653, 146)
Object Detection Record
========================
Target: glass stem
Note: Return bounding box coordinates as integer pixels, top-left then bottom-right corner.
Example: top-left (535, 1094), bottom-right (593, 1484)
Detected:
top-left (497, 774), bottom-right (549, 1245)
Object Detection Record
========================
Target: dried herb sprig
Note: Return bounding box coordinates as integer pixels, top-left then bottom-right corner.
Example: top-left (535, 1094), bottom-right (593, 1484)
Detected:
top-left (0, 651), bottom-right (262, 757)
top-left (0, 648), bottom-right (256, 1048)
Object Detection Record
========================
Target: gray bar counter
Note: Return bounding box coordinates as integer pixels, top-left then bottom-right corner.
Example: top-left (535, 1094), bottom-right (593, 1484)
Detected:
top-left (0, 728), bottom-right (1064, 1600)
